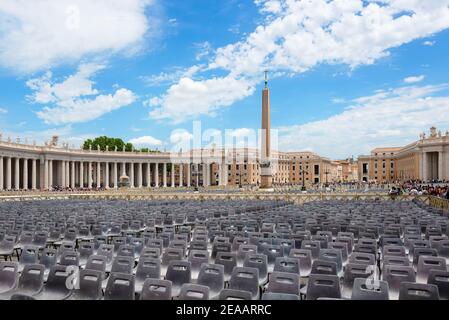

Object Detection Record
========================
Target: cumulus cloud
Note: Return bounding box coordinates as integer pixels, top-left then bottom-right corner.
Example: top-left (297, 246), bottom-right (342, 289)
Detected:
top-left (0, 0), bottom-right (153, 73)
top-left (129, 135), bottom-right (162, 147)
top-left (27, 63), bottom-right (137, 124)
top-left (277, 84), bottom-right (449, 159)
top-left (404, 75), bottom-right (425, 83)
top-left (148, 0), bottom-right (449, 123)
top-left (422, 40), bottom-right (436, 46)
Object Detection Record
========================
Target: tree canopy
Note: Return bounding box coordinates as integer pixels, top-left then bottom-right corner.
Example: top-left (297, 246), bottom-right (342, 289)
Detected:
top-left (82, 136), bottom-right (160, 152)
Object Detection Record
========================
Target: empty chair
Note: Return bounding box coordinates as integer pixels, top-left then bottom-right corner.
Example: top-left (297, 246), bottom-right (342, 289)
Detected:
top-left (161, 248), bottom-right (183, 276)
top-left (30, 232), bottom-right (47, 251)
top-left (311, 259), bottom-right (338, 276)
top-left (0, 264), bottom-right (44, 299)
top-left (349, 252), bottom-right (376, 266)
top-left (266, 272), bottom-right (300, 296)
top-left (197, 263), bottom-right (224, 299)
top-left (437, 240), bottom-right (449, 263)
top-left (59, 251), bottom-right (79, 267)
top-left (382, 255), bottom-right (410, 271)
top-left (165, 260), bottom-right (191, 297)
top-left (412, 248), bottom-right (438, 268)
top-left (104, 273), bottom-right (135, 300)
top-left (116, 244), bottom-right (135, 258)
top-left (39, 248), bottom-right (57, 281)
top-left (178, 283), bottom-right (209, 300)
top-left (229, 267), bottom-right (260, 300)
top-left (215, 252), bottom-right (237, 282)
top-left (273, 257), bottom-right (300, 275)
top-left (399, 282), bottom-right (440, 300)
top-left (328, 242), bottom-right (349, 265)
top-left (84, 255), bottom-right (107, 273)
top-left (135, 257), bottom-right (160, 293)
top-left (351, 278), bottom-right (389, 300)
top-left (140, 279), bottom-right (172, 300)
top-left (306, 274), bottom-right (341, 300)
top-left (0, 262), bottom-right (18, 294)
top-left (416, 256), bottom-right (446, 284)
top-left (243, 254), bottom-right (268, 286)
top-left (342, 263), bottom-right (376, 299)
top-left (97, 244), bottom-right (114, 271)
top-left (0, 236), bottom-right (16, 261)
top-left (427, 270), bottom-right (449, 300)
top-left (262, 292), bottom-right (300, 300)
top-left (79, 242), bottom-right (94, 266)
top-left (382, 265), bottom-right (416, 300)
top-left (382, 245), bottom-right (406, 258)
top-left (211, 242), bottom-right (231, 260)
top-left (70, 269), bottom-right (103, 300)
top-left (289, 249), bottom-right (312, 277)
top-left (188, 250), bottom-right (209, 280)
top-left (218, 288), bottom-right (252, 300)
top-left (301, 241), bottom-right (320, 260)
top-left (264, 245), bottom-right (283, 272)
top-left (110, 256), bottom-right (134, 274)
top-left (140, 247), bottom-right (161, 260)
top-left (318, 249), bottom-right (343, 276)
top-left (33, 265), bottom-right (73, 300)
top-left (236, 244), bottom-right (257, 267)
top-left (18, 246), bottom-right (39, 272)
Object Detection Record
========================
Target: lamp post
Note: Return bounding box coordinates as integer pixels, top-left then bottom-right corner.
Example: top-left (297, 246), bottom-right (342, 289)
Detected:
top-left (324, 169), bottom-right (330, 186)
top-left (300, 168), bottom-right (306, 191)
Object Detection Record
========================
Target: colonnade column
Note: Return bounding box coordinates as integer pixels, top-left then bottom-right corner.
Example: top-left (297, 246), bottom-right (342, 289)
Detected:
top-left (71, 161), bottom-right (75, 189)
top-left (48, 160), bottom-right (53, 190)
top-left (163, 163), bottom-right (167, 187)
top-left (154, 163), bottom-right (159, 188)
top-left (0, 157), bottom-right (3, 190)
top-left (438, 151), bottom-right (443, 181)
top-left (44, 159), bottom-right (49, 190)
top-left (113, 162), bottom-right (118, 189)
top-left (137, 163), bottom-right (142, 188)
top-left (187, 164), bottom-right (191, 187)
top-left (23, 159), bottom-right (28, 190)
top-left (14, 158), bottom-right (19, 190)
top-left (66, 161), bottom-right (70, 188)
top-left (179, 164), bottom-right (183, 187)
top-left (6, 157), bottom-right (11, 190)
top-left (130, 163), bottom-right (135, 188)
top-left (61, 161), bottom-right (66, 187)
top-left (32, 159), bottom-right (36, 190)
top-left (105, 162), bottom-right (109, 189)
top-left (79, 161), bottom-right (84, 188)
top-left (147, 163), bottom-right (151, 187)
top-left (88, 162), bottom-right (93, 189)
top-left (222, 162), bottom-right (228, 186)
top-left (96, 162), bottom-right (101, 188)
top-left (171, 164), bottom-right (175, 187)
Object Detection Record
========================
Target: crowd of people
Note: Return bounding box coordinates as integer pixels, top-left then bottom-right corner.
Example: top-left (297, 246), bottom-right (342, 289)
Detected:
top-left (389, 180), bottom-right (449, 199)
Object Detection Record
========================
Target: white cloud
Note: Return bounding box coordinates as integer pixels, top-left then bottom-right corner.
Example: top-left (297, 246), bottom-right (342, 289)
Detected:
top-left (149, 0), bottom-right (449, 123)
top-left (129, 135), bottom-right (162, 146)
top-left (0, 0), bottom-right (153, 73)
top-left (404, 75), bottom-right (425, 83)
top-left (0, 108), bottom-right (8, 114)
top-left (277, 84), bottom-right (449, 159)
top-left (195, 41), bottom-right (213, 61)
top-left (27, 63), bottom-right (137, 124)
top-left (170, 130), bottom-right (193, 144)
top-left (149, 76), bottom-right (256, 123)
top-left (423, 40), bottom-right (435, 46)
top-left (141, 65), bottom-right (202, 88)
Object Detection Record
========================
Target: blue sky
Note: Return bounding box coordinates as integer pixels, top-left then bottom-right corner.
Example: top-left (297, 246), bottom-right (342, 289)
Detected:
top-left (1, 0), bottom-right (449, 159)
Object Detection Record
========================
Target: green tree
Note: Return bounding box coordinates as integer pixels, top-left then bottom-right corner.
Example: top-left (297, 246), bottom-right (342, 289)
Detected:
top-left (82, 136), bottom-right (133, 151)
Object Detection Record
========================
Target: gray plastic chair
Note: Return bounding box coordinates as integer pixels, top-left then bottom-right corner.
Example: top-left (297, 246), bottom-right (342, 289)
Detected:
top-left (161, 248), bottom-right (183, 276)
top-left (348, 252), bottom-right (376, 266)
top-left (85, 255), bottom-right (107, 273)
top-left (33, 265), bottom-right (73, 300)
top-left (262, 292), bottom-right (300, 300)
top-left (197, 263), bottom-right (224, 299)
top-left (215, 252), bottom-right (237, 282)
top-left (229, 267), bottom-right (260, 300)
top-left (266, 271), bottom-right (300, 295)
top-left (59, 250), bottom-right (79, 267)
top-left (97, 244), bottom-right (114, 271)
top-left (0, 262), bottom-right (18, 294)
top-left (178, 283), bottom-right (209, 300)
top-left (311, 259), bottom-right (338, 276)
top-left (243, 254), bottom-right (267, 286)
top-left (289, 249), bottom-right (312, 277)
top-left (0, 236), bottom-right (16, 261)
top-left (427, 269), bottom-right (449, 300)
top-left (188, 250), bottom-right (209, 280)
top-left (140, 279), bottom-right (172, 300)
top-left (79, 242), bottom-right (94, 266)
top-left (0, 264), bottom-right (44, 299)
top-left (416, 256), bottom-right (446, 284)
top-left (236, 244), bottom-right (257, 267)
top-left (218, 288), bottom-right (252, 300)
top-left (70, 269), bottom-right (103, 300)
top-left (273, 257), bottom-right (300, 275)
top-left (135, 257), bottom-right (160, 293)
top-left (301, 240), bottom-right (321, 260)
top-left (165, 260), bottom-right (191, 297)
top-left (306, 274), bottom-right (341, 300)
top-left (18, 246), bottom-right (39, 272)
top-left (104, 272), bottom-right (135, 300)
top-left (399, 282), bottom-right (440, 300)
top-left (351, 278), bottom-right (389, 300)
top-left (342, 263), bottom-right (376, 299)
top-left (319, 249), bottom-right (343, 276)
top-left (382, 265), bottom-right (416, 300)
top-left (40, 248), bottom-right (57, 281)
top-left (116, 244), bottom-right (135, 258)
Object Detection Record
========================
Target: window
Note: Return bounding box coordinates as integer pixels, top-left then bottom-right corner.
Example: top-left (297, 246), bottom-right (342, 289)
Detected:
top-left (314, 165), bottom-right (319, 175)
top-left (390, 162), bottom-right (394, 168)
top-left (382, 163), bottom-right (386, 168)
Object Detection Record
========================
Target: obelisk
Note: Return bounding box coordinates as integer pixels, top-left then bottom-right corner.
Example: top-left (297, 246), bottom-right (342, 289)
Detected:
top-left (260, 71), bottom-right (273, 189)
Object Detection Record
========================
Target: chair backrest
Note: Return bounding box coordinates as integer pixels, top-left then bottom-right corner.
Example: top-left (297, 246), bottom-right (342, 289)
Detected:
top-left (215, 252), bottom-right (237, 276)
top-left (161, 248), bottom-right (183, 266)
top-left (301, 240), bottom-right (321, 259)
top-left (165, 260), bottom-right (191, 285)
top-left (136, 257), bottom-right (160, 281)
top-left (111, 256), bottom-right (134, 274)
top-left (140, 247), bottom-right (160, 259)
top-left (348, 252), bottom-right (376, 266)
top-left (140, 279), bottom-right (172, 300)
top-left (104, 272), bottom-right (135, 300)
top-left (306, 274), bottom-right (341, 300)
top-left (178, 283), bottom-right (209, 300)
top-left (39, 248), bottom-right (57, 269)
top-left (218, 288), bottom-right (252, 300)
top-left (398, 282), bottom-right (440, 300)
top-left (289, 249), bottom-right (312, 276)
top-left (77, 269), bottom-right (103, 299)
top-left (351, 278), bottom-right (389, 300)
top-left (267, 272), bottom-right (299, 295)
top-left (273, 257), bottom-right (300, 275)
top-left (79, 242), bottom-right (94, 259)
top-left (382, 255), bottom-right (410, 269)
top-left (262, 292), bottom-right (300, 300)
top-left (85, 255), bottom-right (107, 272)
top-left (229, 267), bottom-right (259, 298)
top-left (188, 250), bottom-right (209, 272)
top-left (45, 265), bottom-right (73, 293)
top-left (197, 263), bottom-right (224, 293)
top-left (382, 245), bottom-right (406, 258)
top-left (243, 254), bottom-right (267, 280)
top-left (311, 259), bottom-right (338, 275)
top-left (0, 261), bottom-right (18, 290)
top-left (94, 236), bottom-right (107, 250)
top-left (59, 250), bottom-right (79, 267)
top-left (97, 244), bottom-right (114, 263)
top-left (116, 244), bottom-right (135, 258)
top-left (417, 256), bottom-right (446, 283)
top-left (427, 269), bottom-right (449, 300)
top-left (18, 264), bottom-right (45, 292)
top-left (382, 265), bottom-right (416, 296)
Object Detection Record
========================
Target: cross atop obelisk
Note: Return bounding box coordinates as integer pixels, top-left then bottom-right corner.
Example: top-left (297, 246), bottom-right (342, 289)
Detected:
top-left (260, 70), bottom-right (273, 189)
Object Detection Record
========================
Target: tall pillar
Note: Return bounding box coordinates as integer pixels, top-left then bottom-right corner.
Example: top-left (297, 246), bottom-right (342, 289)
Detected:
top-left (163, 163), bottom-right (167, 187)
top-left (222, 162), bottom-right (228, 186)
top-left (154, 163), bottom-right (159, 187)
top-left (137, 163), bottom-right (142, 188)
top-left (65, 161), bottom-right (70, 188)
top-left (113, 162), bottom-right (118, 189)
top-left (48, 160), bottom-right (53, 190)
top-left (0, 156), bottom-right (3, 190)
top-left (147, 163), bottom-right (152, 187)
top-left (130, 163), bottom-right (135, 188)
top-left (71, 161), bottom-right (75, 189)
top-left (44, 159), bottom-right (49, 190)
top-left (32, 159), bottom-right (36, 190)
top-left (96, 162), bottom-right (101, 188)
top-left (202, 164), bottom-right (207, 187)
top-left (79, 161), bottom-right (84, 188)
top-left (438, 151), bottom-right (443, 181)
top-left (23, 159), bottom-right (28, 190)
top-left (179, 164), bottom-right (183, 187)
top-left (6, 157), bottom-right (11, 190)
top-left (61, 161), bottom-right (66, 187)
top-left (187, 164), bottom-right (191, 187)
top-left (104, 163), bottom-right (109, 189)
top-left (88, 162), bottom-right (93, 189)
top-left (218, 164), bottom-right (222, 186)
top-left (122, 162), bottom-right (126, 176)
top-left (14, 158), bottom-right (20, 190)
top-left (171, 164), bottom-right (175, 187)
top-left (422, 153), bottom-right (428, 182)
top-left (195, 164), bottom-right (199, 188)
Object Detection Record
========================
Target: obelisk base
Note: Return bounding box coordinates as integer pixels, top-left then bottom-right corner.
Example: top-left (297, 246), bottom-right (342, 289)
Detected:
top-left (260, 175), bottom-right (273, 189)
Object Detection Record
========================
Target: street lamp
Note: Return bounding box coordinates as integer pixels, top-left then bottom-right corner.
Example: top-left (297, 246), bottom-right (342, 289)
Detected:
top-left (300, 168), bottom-right (306, 191)
top-left (324, 169), bottom-right (330, 186)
